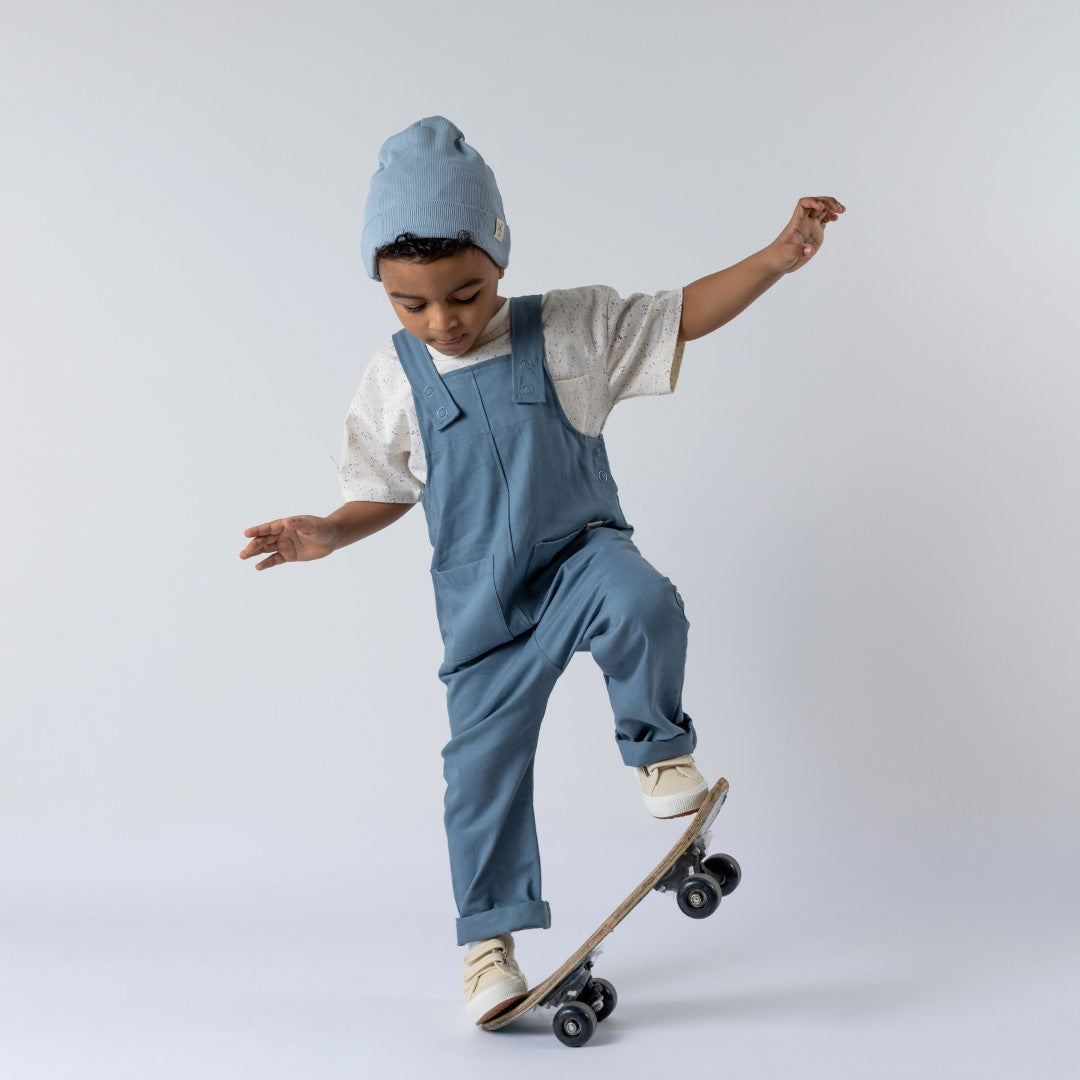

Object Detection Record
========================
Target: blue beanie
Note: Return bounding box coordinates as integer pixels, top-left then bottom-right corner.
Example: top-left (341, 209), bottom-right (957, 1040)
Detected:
top-left (361, 116), bottom-right (510, 281)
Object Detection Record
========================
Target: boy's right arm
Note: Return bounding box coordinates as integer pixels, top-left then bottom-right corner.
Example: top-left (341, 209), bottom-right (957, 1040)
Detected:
top-left (239, 500), bottom-right (414, 572)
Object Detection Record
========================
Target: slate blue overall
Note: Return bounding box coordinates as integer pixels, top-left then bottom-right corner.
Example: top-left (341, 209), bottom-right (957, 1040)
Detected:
top-left (393, 295), bottom-right (697, 945)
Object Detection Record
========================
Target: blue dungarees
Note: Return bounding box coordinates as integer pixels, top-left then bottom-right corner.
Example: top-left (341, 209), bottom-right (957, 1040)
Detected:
top-left (393, 295), bottom-right (697, 945)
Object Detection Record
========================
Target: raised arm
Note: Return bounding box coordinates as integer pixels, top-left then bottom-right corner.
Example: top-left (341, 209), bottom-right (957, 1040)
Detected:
top-left (679, 196), bottom-right (845, 342)
top-left (239, 500), bottom-right (414, 572)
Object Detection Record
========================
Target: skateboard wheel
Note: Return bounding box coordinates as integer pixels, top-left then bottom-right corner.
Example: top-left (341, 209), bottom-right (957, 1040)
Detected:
top-left (584, 977), bottom-right (617, 1023)
top-left (703, 853), bottom-right (742, 897)
top-left (553, 1001), bottom-right (598, 1047)
top-left (677, 872), bottom-right (721, 919)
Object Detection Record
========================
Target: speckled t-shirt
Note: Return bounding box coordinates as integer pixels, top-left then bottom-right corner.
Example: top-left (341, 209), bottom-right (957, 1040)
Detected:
top-left (338, 285), bottom-right (685, 504)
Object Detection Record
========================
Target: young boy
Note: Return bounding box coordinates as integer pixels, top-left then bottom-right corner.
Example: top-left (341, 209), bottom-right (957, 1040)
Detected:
top-left (240, 116), bottom-right (844, 1025)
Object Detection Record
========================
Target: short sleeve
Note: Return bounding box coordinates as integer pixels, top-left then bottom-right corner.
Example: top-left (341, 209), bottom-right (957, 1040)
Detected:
top-left (338, 343), bottom-right (424, 504)
top-left (601, 286), bottom-right (685, 404)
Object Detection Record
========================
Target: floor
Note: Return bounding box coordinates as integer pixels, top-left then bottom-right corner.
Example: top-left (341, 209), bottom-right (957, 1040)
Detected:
top-left (3, 829), bottom-right (1077, 1079)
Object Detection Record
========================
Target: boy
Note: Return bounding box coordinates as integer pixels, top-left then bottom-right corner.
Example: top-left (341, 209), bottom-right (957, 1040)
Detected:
top-left (240, 116), bottom-right (844, 1025)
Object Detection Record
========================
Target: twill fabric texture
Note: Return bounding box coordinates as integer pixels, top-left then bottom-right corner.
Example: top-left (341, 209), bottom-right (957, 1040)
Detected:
top-left (393, 294), bottom-right (696, 945)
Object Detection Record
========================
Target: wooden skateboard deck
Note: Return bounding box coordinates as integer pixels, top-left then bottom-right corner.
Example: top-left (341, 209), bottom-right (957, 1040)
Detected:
top-left (482, 777), bottom-right (735, 1041)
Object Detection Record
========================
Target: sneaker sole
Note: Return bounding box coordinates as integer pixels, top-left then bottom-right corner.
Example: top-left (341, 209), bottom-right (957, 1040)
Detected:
top-left (466, 975), bottom-right (529, 1025)
top-left (642, 782), bottom-right (708, 819)
top-left (475, 993), bottom-right (528, 1025)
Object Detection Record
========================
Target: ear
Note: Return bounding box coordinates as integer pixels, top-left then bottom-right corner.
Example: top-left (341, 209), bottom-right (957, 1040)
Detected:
top-left (497, 266), bottom-right (506, 279)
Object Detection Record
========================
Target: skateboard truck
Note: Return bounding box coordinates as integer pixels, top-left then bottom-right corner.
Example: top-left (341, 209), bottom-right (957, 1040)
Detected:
top-left (653, 830), bottom-right (742, 919)
top-left (537, 953), bottom-right (619, 1048)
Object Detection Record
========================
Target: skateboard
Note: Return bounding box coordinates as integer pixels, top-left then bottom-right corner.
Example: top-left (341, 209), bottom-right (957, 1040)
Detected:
top-left (482, 777), bottom-right (740, 1047)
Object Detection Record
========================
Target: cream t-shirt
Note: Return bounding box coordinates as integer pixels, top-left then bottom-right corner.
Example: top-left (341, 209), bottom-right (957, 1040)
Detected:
top-left (339, 285), bottom-right (685, 504)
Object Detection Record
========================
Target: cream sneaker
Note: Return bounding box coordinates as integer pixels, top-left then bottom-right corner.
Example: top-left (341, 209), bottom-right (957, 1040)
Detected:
top-left (463, 933), bottom-right (528, 1024)
top-left (637, 754), bottom-right (708, 818)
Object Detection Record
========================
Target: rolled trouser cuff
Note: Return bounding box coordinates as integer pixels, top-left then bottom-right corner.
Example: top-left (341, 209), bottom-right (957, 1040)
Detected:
top-left (456, 900), bottom-right (551, 947)
top-left (616, 726), bottom-right (698, 768)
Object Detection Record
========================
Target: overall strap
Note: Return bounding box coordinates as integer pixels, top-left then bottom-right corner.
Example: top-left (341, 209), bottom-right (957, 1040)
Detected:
top-left (509, 294), bottom-right (547, 405)
top-left (391, 327), bottom-right (462, 430)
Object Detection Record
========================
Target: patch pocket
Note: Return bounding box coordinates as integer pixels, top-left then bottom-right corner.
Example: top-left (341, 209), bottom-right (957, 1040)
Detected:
top-left (552, 375), bottom-right (590, 432)
top-left (431, 554), bottom-right (514, 662)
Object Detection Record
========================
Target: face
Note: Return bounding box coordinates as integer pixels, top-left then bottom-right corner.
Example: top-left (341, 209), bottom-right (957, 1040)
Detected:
top-left (379, 247), bottom-right (505, 356)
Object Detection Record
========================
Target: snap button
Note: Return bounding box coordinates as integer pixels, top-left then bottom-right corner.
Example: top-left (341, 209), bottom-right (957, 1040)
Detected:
top-left (521, 384), bottom-right (533, 396)
top-left (522, 357), bottom-right (533, 367)
top-left (424, 386), bottom-right (435, 397)
top-left (598, 470), bottom-right (608, 482)
top-left (437, 406), bottom-right (448, 419)
top-left (593, 445), bottom-right (602, 456)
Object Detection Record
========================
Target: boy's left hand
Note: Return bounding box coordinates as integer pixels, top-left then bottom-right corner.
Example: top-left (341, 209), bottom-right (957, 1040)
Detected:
top-left (761, 196), bottom-right (845, 275)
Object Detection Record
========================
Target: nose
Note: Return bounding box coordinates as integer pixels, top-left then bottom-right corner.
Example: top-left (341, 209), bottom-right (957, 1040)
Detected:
top-left (428, 304), bottom-right (459, 334)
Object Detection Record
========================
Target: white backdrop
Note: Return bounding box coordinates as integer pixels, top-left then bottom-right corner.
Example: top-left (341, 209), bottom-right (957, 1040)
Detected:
top-left (3, 2), bottom-right (1078, 1077)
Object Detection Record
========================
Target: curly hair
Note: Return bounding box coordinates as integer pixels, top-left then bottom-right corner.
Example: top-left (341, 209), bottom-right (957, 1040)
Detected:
top-left (374, 230), bottom-right (478, 265)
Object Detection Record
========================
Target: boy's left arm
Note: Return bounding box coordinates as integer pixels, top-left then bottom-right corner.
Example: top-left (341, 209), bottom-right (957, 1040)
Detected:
top-left (679, 196), bottom-right (845, 343)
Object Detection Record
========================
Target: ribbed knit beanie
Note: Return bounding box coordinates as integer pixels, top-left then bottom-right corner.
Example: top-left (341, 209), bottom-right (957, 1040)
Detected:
top-left (361, 116), bottom-right (510, 281)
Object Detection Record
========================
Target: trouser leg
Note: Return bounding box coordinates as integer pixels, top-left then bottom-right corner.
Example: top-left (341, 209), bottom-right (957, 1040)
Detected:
top-left (439, 632), bottom-right (562, 946)
top-left (532, 527), bottom-right (697, 768)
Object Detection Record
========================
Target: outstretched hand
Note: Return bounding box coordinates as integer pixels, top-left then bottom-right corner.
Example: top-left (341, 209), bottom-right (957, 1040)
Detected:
top-left (762, 196), bottom-right (845, 275)
top-left (239, 514), bottom-right (338, 571)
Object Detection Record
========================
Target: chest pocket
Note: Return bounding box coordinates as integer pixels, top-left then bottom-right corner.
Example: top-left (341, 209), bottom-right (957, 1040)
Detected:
top-left (551, 374), bottom-right (591, 435)
top-left (431, 554), bottom-right (514, 663)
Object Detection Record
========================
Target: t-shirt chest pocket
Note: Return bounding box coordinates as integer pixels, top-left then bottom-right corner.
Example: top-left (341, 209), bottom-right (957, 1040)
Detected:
top-left (551, 374), bottom-right (591, 435)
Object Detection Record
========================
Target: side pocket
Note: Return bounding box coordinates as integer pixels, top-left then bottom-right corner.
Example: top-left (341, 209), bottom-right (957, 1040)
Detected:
top-left (523, 526), bottom-right (590, 600)
top-left (431, 554), bottom-right (514, 662)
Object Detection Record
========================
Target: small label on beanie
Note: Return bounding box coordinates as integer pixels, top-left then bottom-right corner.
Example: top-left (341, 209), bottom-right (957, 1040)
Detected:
top-left (494, 218), bottom-right (505, 242)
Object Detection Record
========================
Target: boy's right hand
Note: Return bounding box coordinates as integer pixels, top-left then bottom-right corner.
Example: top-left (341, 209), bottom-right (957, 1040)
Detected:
top-left (239, 515), bottom-right (338, 571)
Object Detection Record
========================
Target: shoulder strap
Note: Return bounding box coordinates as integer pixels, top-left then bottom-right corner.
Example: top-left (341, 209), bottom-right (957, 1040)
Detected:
top-left (509, 295), bottom-right (547, 404)
top-left (391, 328), bottom-right (462, 430)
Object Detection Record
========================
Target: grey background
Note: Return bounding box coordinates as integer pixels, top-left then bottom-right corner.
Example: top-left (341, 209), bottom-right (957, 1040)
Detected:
top-left (3, 0), bottom-right (1078, 1077)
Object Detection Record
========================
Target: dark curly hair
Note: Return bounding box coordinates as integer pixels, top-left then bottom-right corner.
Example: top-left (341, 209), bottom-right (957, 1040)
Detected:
top-left (374, 230), bottom-right (478, 266)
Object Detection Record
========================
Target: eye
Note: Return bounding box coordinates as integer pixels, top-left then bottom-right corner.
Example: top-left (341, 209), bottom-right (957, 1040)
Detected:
top-left (403, 303), bottom-right (426, 314)
top-left (453, 292), bottom-right (480, 306)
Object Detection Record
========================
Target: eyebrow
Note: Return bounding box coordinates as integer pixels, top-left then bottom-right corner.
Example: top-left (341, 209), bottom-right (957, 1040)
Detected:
top-left (388, 277), bottom-right (485, 300)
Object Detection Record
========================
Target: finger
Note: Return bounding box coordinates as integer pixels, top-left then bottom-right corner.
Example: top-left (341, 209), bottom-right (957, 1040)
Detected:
top-left (243, 533), bottom-right (291, 561)
top-left (239, 538), bottom-right (266, 559)
top-left (799, 196), bottom-right (845, 223)
top-left (243, 520), bottom-right (284, 539)
top-left (255, 552), bottom-right (284, 571)
top-left (783, 234), bottom-right (814, 260)
top-left (240, 532), bottom-right (273, 556)
top-left (809, 196), bottom-right (845, 219)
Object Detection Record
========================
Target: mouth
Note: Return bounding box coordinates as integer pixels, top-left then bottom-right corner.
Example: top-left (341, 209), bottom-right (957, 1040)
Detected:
top-left (433, 333), bottom-right (466, 348)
